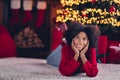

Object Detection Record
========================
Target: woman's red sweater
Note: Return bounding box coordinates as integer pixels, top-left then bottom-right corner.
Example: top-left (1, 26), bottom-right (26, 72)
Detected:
top-left (59, 44), bottom-right (98, 77)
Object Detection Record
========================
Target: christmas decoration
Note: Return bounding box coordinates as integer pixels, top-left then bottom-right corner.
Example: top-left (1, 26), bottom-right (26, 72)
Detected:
top-left (35, 1), bottom-right (47, 28)
top-left (91, 0), bottom-right (96, 3)
top-left (22, 0), bottom-right (33, 25)
top-left (9, 0), bottom-right (21, 27)
top-left (57, 0), bottom-right (120, 27)
top-left (81, 9), bottom-right (88, 17)
top-left (56, 0), bottom-right (120, 40)
top-left (110, 6), bottom-right (116, 12)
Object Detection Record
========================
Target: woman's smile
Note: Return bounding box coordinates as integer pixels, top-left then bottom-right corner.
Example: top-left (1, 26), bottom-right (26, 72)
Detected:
top-left (73, 32), bottom-right (88, 51)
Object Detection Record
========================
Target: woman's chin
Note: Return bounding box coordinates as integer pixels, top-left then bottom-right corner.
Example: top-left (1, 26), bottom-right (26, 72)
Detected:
top-left (77, 47), bottom-right (83, 51)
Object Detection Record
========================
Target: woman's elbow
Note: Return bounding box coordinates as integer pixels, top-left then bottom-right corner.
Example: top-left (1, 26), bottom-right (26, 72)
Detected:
top-left (59, 69), bottom-right (73, 77)
top-left (61, 72), bottom-right (71, 77)
top-left (87, 70), bottom-right (98, 77)
top-left (88, 73), bottom-right (98, 77)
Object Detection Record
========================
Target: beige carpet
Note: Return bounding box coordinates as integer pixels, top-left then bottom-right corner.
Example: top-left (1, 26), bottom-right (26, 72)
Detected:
top-left (0, 57), bottom-right (120, 80)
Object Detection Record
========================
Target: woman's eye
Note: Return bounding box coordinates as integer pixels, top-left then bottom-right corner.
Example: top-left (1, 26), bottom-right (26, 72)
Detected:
top-left (76, 37), bottom-right (79, 39)
top-left (83, 37), bottom-right (87, 40)
top-left (75, 36), bottom-right (79, 39)
top-left (83, 37), bottom-right (85, 40)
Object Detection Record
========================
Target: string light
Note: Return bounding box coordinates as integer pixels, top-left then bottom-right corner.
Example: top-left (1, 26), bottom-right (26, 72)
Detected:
top-left (57, 0), bottom-right (120, 27)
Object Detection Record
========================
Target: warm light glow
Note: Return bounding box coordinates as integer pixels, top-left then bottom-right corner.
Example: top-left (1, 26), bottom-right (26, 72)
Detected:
top-left (57, 0), bottom-right (120, 27)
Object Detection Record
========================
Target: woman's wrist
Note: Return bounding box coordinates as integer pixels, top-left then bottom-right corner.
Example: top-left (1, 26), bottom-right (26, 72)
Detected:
top-left (74, 53), bottom-right (79, 61)
top-left (80, 54), bottom-right (87, 64)
top-left (80, 53), bottom-right (85, 58)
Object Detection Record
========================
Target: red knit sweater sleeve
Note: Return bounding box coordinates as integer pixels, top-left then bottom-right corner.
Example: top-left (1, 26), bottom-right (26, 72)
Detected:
top-left (83, 48), bottom-right (98, 77)
top-left (59, 45), bottom-right (81, 76)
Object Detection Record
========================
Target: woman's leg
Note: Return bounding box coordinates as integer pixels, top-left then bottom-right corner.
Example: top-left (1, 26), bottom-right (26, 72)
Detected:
top-left (47, 45), bottom-right (62, 67)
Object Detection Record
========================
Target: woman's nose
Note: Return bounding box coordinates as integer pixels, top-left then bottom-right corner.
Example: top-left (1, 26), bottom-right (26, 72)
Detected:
top-left (78, 38), bottom-right (83, 43)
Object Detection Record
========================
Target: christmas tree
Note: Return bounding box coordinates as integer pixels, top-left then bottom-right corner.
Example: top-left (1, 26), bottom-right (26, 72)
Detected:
top-left (56, 0), bottom-right (120, 40)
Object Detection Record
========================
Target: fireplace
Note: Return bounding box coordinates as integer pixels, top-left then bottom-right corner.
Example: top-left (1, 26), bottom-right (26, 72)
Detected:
top-left (2, 0), bottom-right (51, 58)
top-left (14, 26), bottom-right (45, 48)
top-left (13, 24), bottom-right (51, 59)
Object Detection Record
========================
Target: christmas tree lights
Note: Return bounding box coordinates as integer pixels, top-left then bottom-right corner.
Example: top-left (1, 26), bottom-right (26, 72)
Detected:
top-left (56, 0), bottom-right (120, 27)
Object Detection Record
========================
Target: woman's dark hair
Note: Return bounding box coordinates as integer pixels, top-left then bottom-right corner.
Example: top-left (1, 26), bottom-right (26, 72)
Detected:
top-left (64, 21), bottom-right (100, 48)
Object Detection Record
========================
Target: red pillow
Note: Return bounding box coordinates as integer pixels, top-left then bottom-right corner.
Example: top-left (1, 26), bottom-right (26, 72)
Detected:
top-left (0, 25), bottom-right (17, 58)
top-left (0, 33), bottom-right (17, 58)
top-left (106, 40), bottom-right (120, 64)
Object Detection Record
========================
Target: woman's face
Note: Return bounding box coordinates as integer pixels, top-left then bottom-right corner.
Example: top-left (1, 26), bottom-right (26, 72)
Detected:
top-left (73, 31), bottom-right (88, 51)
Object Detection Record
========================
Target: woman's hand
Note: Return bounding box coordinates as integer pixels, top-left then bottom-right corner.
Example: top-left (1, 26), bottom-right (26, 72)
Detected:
top-left (80, 41), bottom-right (89, 56)
top-left (80, 41), bottom-right (89, 64)
top-left (71, 39), bottom-right (79, 55)
top-left (71, 39), bottom-right (80, 61)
